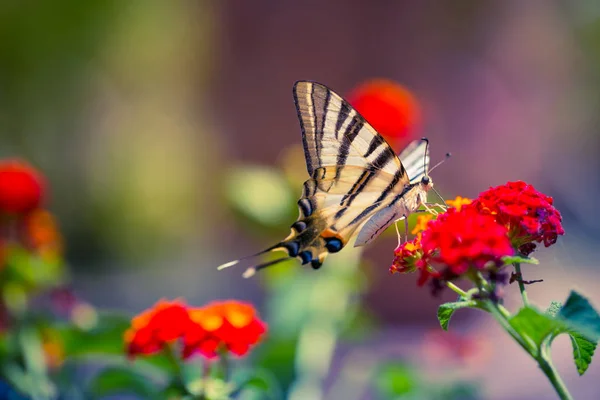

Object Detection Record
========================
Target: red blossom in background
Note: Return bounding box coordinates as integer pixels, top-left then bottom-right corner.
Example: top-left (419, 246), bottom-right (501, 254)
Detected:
top-left (124, 299), bottom-right (267, 361)
top-left (124, 299), bottom-right (192, 357)
top-left (420, 207), bottom-right (514, 280)
top-left (473, 181), bottom-right (564, 255)
top-left (0, 160), bottom-right (45, 215)
top-left (348, 79), bottom-right (421, 150)
top-left (184, 300), bottom-right (267, 359)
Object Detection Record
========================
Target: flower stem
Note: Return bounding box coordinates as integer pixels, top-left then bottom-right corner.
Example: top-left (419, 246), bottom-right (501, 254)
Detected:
top-left (513, 262), bottom-right (529, 306)
top-left (165, 345), bottom-right (186, 391)
top-left (446, 281), bottom-right (468, 298)
top-left (537, 353), bottom-right (573, 400)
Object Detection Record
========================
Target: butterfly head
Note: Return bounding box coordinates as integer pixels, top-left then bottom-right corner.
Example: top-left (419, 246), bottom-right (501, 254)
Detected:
top-left (420, 174), bottom-right (433, 191)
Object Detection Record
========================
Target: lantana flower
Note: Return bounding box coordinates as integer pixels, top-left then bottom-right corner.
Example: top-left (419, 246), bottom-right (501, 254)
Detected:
top-left (473, 181), bottom-right (564, 255)
top-left (124, 299), bottom-right (267, 361)
top-left (0, 160), bottom-right (45, 215)
top-left (184, 300), bottom-right (267, 359)
top-left (421, 207), bottom-right (514, 278)
top-left (348, 79), bottom-right (421, 149)
top-left (124, 299), bottom-right (192, 357)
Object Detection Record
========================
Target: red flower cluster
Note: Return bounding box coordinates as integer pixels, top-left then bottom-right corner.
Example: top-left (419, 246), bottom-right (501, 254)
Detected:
top-left (0, 160), bottom-right (45, 215)
top-left (348, 79), bottom-right (421, 150)
top-left (421, 207), bottom-right (514, 276)
top-left (124, 299), bottom-right (267, 360)
top-left (390, 183), bottom-right (564, 287)
top-left (125, 300), bottom-right (190, 356)
top-left (473, 181), bottom-right (564, 255)
top-left (183, 301), bottom-right (266, 359)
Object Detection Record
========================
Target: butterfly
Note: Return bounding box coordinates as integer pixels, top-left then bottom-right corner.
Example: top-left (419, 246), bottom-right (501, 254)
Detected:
top-left (219, 81), bottom-right (434, 278)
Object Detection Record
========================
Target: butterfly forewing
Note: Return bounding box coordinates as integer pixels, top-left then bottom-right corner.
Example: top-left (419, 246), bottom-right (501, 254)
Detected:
top-left (293, 81), bottom-right (409, 177)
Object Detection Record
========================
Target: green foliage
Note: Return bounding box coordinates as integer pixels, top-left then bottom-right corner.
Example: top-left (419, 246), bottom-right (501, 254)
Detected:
top-left (225, 166), bottom-right (296, 229)
top-left (546, 299), bottom-right (597, 375)
top-left (557, 291), bottom-right (600, 340)
top-left (437, 301), bottom-right (477, 331)
top-left (508, 291), bottom-right (600, 376)
top-left (510, 307), bottom-right (560, 347)
top-left (87, 367), bottom-right (157, 399)
top-left (567, 331), bottom-right (597, 375)
top-left (375, 362), bottom-right (417, 397)
top-left (374, 361), bottom-right (481, 400)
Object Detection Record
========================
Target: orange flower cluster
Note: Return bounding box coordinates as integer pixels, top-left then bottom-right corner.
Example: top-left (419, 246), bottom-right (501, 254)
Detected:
top-left (125, 299), bottom-right (267, 360)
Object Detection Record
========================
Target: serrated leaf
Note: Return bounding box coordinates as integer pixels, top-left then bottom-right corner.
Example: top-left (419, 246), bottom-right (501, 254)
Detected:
top-left (437, 301), bottom-right (476, 331)
top-left (568, 330), bottom-right (597, 375)
top-left (526, 298), bottom-right (600, 375)
top-left (88, 367), bottom-right (157, 399)
top-left (557, 291), bottom-right (600, 340)
top-left (502, 255), bottom-right (539, 265)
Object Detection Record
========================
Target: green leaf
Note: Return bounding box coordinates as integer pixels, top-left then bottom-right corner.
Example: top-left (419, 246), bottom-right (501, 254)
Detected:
top-left (87, 367), bottom-right (157, 399)
top-left (557, 291), bottom-right (600, 340)
top-left (437, 301), bottom-right (476, 331)
top-left (510, 307), bottom-right (562, 347)
top-left (502, 255), bottom-right (539, 265)
top-left (375, 362), bottom-right (417, 397)
top-left (568, 330), bottom-right (597, 375)
top-left (512, 297), bottom-right (599, 376)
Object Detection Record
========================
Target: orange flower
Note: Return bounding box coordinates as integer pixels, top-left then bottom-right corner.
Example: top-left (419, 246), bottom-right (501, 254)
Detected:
top-left (42, 331), bottom-right (64, 369)
top-left (124, 299), bottom-right (191, 357)
top-left (183, 300), bottom-right (267, 359)
top-left (0, 159), bottom-right (45, 215)
top-left (22, 209), bottom-right (63, 258)
top-left (412, 214), bottom-right (433, 235)
top-left (446, 196), bottom-right (472, 211)
top-left (348, 79), bottom-right (421, 149)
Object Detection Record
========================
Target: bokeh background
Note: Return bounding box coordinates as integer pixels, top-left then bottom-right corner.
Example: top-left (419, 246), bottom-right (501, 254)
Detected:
top-left (2, 1), bottom-right (600, 398)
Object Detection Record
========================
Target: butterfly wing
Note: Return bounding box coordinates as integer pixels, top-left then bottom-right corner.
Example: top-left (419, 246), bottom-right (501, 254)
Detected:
top-left (221, 81), bottom-right (417, 277)
top-left (279, 82), bottom-right (413, 265)
top-left (294, 81), bottom-right (406, 176)
top-left (354, 140), bottom-right (430, 246)
top-left (398, 139), bottom-right (430, 183)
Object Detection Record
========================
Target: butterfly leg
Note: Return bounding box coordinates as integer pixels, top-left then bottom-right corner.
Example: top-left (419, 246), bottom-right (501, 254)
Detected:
top-left (394, 221), bottom-right (402, 246)
top-left (403, 214), bottom-right (409, 244)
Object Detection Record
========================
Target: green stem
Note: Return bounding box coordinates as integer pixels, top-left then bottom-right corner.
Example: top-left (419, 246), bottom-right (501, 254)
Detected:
top-left (219, 350), bottom-right (229, 381)
top-left (164, 345), bottom-right (186, 391)
top-left (537, 353), bottom-right (573, 400)
top-left (446, 281), bottom-right (468, 298)
top-left (513, 262), bottom-right (529, 306)
top-left (486, 301), bottom-right (536, 355)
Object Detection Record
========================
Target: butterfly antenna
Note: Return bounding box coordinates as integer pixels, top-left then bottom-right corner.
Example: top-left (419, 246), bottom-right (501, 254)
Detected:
top-left (432, 186), bottom-right (447, 207)
top-left (428, 152), bottom-right (451, 175)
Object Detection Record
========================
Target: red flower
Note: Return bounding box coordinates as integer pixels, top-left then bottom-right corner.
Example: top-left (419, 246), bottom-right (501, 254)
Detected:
top-left (421, 207), bottom-right (514, 278)
top-left (124, 299), bottom-right (192, 357)
top-left (0, 160), bottom-right (45, 215)
top-left (183, 300), bottom-right (267, 359)
top-left (473, 181), bottom-right (564, 255)
top-left (390, 235), bottom-right (437, 286)
top-left (348, 79), bottom-right (421, 149)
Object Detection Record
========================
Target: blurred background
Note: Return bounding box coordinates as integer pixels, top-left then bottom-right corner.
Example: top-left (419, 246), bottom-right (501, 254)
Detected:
top-left (2, 0), bottom-right (600, 398)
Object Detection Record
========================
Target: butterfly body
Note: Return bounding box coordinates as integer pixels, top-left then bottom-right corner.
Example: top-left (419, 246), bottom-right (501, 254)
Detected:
top-left (220, 81), bottom-right (432, 277)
